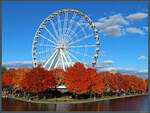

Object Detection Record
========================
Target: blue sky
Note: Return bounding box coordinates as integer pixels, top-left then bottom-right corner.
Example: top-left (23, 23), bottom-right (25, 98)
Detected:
top-left (2, 1), bottom-right (148, 78)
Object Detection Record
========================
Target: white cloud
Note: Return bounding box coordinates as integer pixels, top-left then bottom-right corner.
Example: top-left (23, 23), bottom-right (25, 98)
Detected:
top-left (103, 60), bottom-right (114, 64)
top-left (101, 25), bottom-right (122, 37)
top-left (115, 68), bottom-right (148, 75)
top-left (2, 61), bottom-right (33, 69)
top-left (2, 61), bottom-right (79, 70)
top-left (143, 26), bottom-right (148, 32)
top-left (126, 27), bottom-right (144, 35)
top-left (95, 61), bottom-right (148, 78)
top-left (99, 67), bottom-right (116, 72)
top-left (137, 70), bottom-right (148, 75)
top-left (94, 63), bottom-right (107, 68)
top-left (97, 67), bottom-right (148, 78)
top-left (98, 17), bottom-right (106, 21)
top-left (116, 68), bottom-right (138, 73)
top-left (138, 56), bottom-right (147, 61)
top-left (95, 60), bottom-right (114, 68)
top-left (126, 12), bottom-right (148, 21)
top-left (95, 14), bottom-right (128, 37)
top-left (98, 14), bottom-right (129, 27)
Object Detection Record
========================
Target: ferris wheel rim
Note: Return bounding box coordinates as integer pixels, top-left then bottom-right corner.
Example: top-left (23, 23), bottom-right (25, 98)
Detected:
top-left (32, 9), bottom-right (100, 70)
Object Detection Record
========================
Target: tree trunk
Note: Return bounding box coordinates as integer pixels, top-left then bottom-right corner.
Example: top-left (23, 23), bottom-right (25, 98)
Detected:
top-left (94, 94), bottom-right (96, 101)
top-left (24, 92), bottom-right (26, 98)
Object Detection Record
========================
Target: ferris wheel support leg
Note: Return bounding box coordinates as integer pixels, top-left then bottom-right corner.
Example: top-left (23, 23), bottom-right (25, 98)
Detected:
top-left (60, 49), bottom-right (65, 71)
top-left (43, 50), bottom-right (57, 68)
top-left (61, 50), bottom-right (70, 68)
top-left (54, 53), bottom-right (61, 69)
top-left (64, 50), bottom-right (73, 67)
top-left (48, 50), bottom-right (58, 71)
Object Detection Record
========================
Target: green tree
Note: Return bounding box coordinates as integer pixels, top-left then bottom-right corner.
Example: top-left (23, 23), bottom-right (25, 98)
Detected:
top-left (9, 68), bottom-right (16, 71)
top-left (2, 66), bottom-right (7, 74)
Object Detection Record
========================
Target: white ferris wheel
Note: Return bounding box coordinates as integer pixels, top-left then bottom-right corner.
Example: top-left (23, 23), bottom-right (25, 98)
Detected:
top-left (32, 9), bottom-right (100, 71)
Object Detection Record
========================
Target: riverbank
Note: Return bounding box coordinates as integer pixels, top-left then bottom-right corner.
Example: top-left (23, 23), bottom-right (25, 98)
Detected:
top-left (5, 93), bottom-right (147, 104)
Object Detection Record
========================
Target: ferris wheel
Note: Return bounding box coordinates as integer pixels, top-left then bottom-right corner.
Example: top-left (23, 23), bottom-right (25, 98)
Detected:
top-left (32, 9), bottom-right (100, 71)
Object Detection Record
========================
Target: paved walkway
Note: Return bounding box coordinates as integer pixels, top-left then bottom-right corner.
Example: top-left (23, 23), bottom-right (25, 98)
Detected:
top-left (5, 93), bottom-right (147, 104)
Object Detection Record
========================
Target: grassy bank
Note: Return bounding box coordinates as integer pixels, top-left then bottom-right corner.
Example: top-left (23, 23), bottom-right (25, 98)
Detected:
top-left (6, 93), bottom-right (147, 104)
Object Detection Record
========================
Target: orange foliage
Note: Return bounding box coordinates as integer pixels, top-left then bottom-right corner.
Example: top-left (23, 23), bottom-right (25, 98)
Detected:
top-left (13, 67), bottom-right (30, 89)
top-left (65, 63), bottom-right (104, 95)
top-left (51, 69), bottom-right (65, 86)
top-left (20, 66), bottom-right (56, 93)
top-left (99, 72), bottom-right (114, 91)
top-left (2, 62), bottom-right (147, 95)
top-left (99, 72), bottom-right (147, 93)
top-left (145, 78), bottom-right (148, 91)
top-left (65, 62), bottom-right (90, 95)
top-left (86, 68), bottom-right (104, 94)
top-left (128, 75), bottom-right (139, 91)
top-left (137, 77), bottom-right (146, 92)
top-left (122, 75), bottom-right (130, 91)
top-left (2, 70), bottom-right (16, 87)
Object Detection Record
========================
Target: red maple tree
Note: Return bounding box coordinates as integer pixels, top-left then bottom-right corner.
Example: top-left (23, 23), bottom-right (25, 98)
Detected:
top-left (2, 70), bottom-right (16, 88)
top-left (65, 62), bottom-right (90, 95)
top-left (20, 66), bottom-right (56, 93)
top-left (86, 68), bottom-right (104, 94)
top-left (51, 68), bottom-right (65, 86)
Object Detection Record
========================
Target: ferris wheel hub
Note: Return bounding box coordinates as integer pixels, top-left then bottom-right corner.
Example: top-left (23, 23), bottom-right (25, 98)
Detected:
top-left (56, 43), bottom-right (69, 50)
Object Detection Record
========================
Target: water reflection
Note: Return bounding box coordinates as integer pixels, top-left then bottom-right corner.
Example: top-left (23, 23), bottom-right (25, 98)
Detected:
top-left (2, 95), bottom-right (148, 111)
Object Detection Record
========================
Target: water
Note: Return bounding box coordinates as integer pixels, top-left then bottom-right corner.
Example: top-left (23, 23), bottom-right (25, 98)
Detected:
top-left (2, 95), bottom-right (148, 111)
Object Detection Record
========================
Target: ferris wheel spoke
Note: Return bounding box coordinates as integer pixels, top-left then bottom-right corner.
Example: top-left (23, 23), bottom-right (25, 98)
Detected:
top-left (64, 50), bottom-right (73, 67)
top-left (66, 13), bottom-right (77, 36)
top-left (63, 30), bottom-right (75, 42)
top-left (57, 15), bottom-right (62, 41)
top-left (36, 43), bottom-right (56, 47)
top-left (39, 60), bottom-right (45, 65)
top-left (98, 54), bottom-right (105, 56)
top-left (50, 20), bottom-right (59, 40)
top-left (39, 34), bottom-right (57, 45)
top-left (40, 53), bottom-right (54, 61)
top-left (70, 45), bottom-right (96, 48)
top-left (37, 48), bottom-right (55, 55)
top-left (67, 19), bottom-right (84, 42)
top-left (48, 50), bottom-right (59, 70)
top-left (44, 27), bottom-right (57, 42)
top-left (43, 50), bottom-right (57, 68)
top-left (69, 34), bottom-right (94, 45)
top-left (68, 18), bottom-right (84, 37)
top-left (67, 51), bottom-right (81, 62)
top-left (69, 49), bottom-right (93, 58)
top-left (60, 49), bottom-right (65, 70)
top-left (61, 50), bottom-right (70, 68)
top-left (63, 12), bottom-right (68, 37)
top-left (68, 24), bottom-right (89, 44)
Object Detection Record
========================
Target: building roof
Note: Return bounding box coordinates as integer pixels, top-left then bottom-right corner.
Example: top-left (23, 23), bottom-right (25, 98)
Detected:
top-left (57, 85), bottom-right (66, 89)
